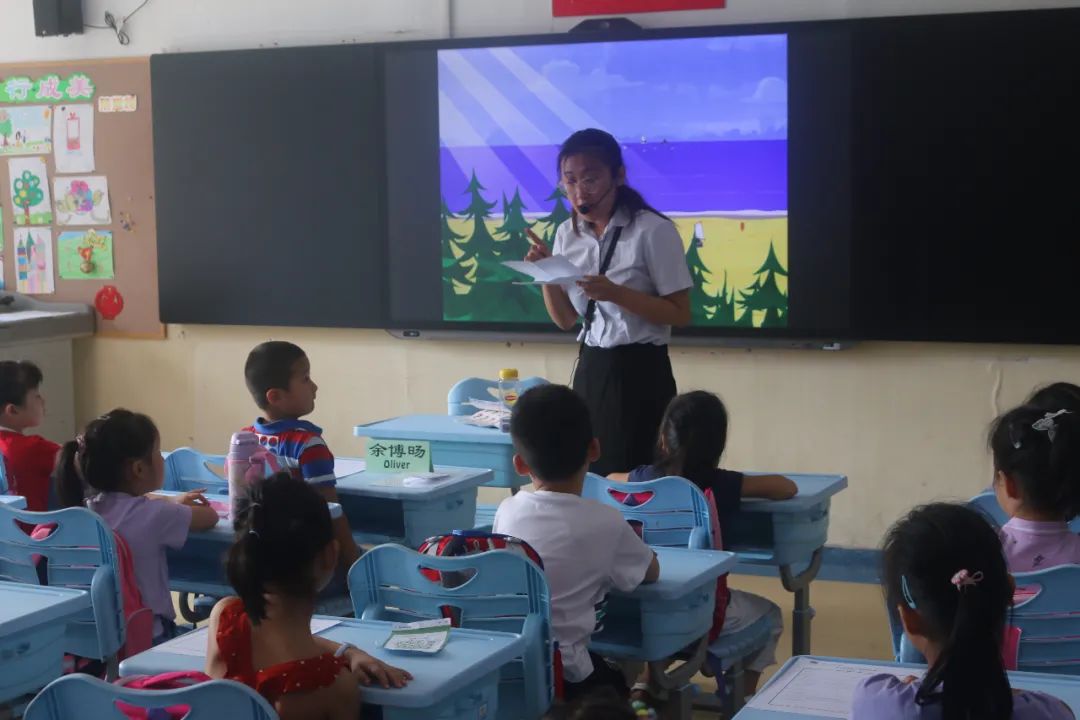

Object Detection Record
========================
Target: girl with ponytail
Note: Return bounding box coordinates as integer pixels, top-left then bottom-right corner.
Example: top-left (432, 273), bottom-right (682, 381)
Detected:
top-left (854, 503), bottom-right (1072, 719)
top-left (206, 472), bottom-right (410, 719)
top-left (56, 408), bottom-right (218, 642)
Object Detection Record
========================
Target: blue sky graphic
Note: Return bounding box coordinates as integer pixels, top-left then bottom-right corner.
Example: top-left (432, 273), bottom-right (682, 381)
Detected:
top-left (438, 34), bottom-right (788, 213)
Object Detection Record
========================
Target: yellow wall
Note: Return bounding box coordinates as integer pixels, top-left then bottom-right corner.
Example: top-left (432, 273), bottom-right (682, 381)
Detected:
top-left (73, 327), bottom-right (1080, 547)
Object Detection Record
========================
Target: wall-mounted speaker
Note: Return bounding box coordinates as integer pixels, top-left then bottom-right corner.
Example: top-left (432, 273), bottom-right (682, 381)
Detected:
top-left (34, 0), bottom-right (84, 37)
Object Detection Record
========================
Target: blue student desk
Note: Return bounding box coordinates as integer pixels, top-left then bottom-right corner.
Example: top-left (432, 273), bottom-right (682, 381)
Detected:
top-left (120, 617), bottom-right (526, 720)
top-left (160, 492), bottom-right (352, 617)
top-left (733, 656), bottom-right (1080, 719)
top-left (0, 494), bottom-right (27, 509)
top-left (355, 415), bottom-right (521, 491)
top-left (335, 465), bottom-right (493, 547)
top-left (0, 582), bottom-right (91, 703)
top-left (724, 473), bottom-right (848, 657)
top-left (591, 546), bottom-right (736, 720)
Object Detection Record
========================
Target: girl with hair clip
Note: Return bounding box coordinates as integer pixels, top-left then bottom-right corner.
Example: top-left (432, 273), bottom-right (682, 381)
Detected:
top-left (205, 472), bottom-right (411, 720)
top-left (1026, 382), bottom-right (1080, 413)
top-left (990, 405), bottom-right (1080, 571)
top-left (54, 408), bottom-right (219, 642)
top-left (853, 503), bottom-right (1073, 719)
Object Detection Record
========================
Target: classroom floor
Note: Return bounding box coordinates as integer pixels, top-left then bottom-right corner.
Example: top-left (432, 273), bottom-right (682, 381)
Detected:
top-left (173, 575), bottom-right (891, 719)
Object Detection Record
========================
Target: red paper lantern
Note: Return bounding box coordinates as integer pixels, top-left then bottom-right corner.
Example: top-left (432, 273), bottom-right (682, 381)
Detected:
top-left (553, 0), bottom-right (725, 17)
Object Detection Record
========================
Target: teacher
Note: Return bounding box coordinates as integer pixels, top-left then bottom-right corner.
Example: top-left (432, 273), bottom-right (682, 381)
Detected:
top-left (525, 128), bottom-right (692, 476)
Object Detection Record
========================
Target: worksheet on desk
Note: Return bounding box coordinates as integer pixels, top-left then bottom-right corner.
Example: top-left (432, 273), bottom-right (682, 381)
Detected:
top-left (747, 657), bottom-right (922, 718)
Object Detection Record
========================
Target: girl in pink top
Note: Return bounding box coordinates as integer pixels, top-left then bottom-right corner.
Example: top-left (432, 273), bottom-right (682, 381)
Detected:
top-left (990, 404), bottom-right (1080, 572)
top-left (55, 409), bottom-right (219, 641)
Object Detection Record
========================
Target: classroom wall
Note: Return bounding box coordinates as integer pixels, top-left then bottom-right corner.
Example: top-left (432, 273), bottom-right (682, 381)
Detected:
top-left (5, 0), bottom-right (1080, 547)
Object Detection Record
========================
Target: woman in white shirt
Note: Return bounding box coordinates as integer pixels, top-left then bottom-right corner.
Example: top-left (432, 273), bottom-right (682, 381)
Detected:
top-left (525, 129), bottom-right (692, 475)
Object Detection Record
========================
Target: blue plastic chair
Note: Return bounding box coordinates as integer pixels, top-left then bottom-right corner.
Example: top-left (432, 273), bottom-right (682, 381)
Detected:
top-left (581, 473), bottom-right (775, 713)
top-left (968, 491), bottom-right (1080, 533)
top-left (0, 453), bottom-right (8, 493)
top-left (24, 674), bottom-right (278, 720)
top-left (0, 504), bottom-right (127, 677)
top-left (349, 543), bottom-right (553, 720)
top-left (580, 473), bottom-right (715, 550)
top-left (447, 376), bottom-right (549, 416)
top-left (1011, 564), bottom-right (1080, 675)
top-left (164, 447), bottom-right (229, 493)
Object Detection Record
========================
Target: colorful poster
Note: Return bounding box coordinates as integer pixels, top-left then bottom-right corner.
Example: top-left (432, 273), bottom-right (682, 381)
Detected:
top-left (14, 228), bottom-right (54, 294)
top-left (0, 74), bottom-right (95, 104)
top-left (58, 229), bottom-right (114, 279)
top-left (8, 157), bottom-right (53, 225)
top-left (53, 103), bottom-right (95, 173)
top-left (552, 0), bottom-right (725, 16)
top-left (54, 175), bottom-right (111, 225)
top-left (0, 105), bottom-right (53, 156)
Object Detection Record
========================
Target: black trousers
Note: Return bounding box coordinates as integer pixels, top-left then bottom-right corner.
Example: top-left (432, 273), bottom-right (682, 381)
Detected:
top-left (562, 651), bottom-right (629, 704)
top-left (572, 343), bottom-right (676, 477)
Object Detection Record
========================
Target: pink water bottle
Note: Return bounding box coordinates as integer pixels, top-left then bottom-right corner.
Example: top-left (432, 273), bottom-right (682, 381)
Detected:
top-left (227, 431), bottom-right (262, 521)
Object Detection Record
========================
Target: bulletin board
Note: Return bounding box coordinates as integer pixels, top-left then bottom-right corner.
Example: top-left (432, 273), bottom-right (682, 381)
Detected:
top-left (0, 57), bottom-right (163, 339)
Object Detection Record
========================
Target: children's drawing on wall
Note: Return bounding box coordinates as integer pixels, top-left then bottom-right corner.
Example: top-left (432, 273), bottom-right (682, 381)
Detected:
top-left (0, 207), bottom-right (5, 290)
top-left (14, 228), bottom-right (54, 294)
top-left (54, 175), bottom-right (111, 225)
top-left (58, 229), bottom-right (114, 279)
top-left (8, 157), bottom-right (53, 225)
top-left (0, 106), bottom-right (53, 155)
top-left (53, 104), bottom-right (95, 173)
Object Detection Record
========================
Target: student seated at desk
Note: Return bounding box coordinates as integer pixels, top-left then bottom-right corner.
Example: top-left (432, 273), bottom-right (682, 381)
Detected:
top-left (853, 503), bottom-right (1073, 720)
top-left (55, 409), bottom-right (219, 643)
top-left (0, 360), bottom-right (61, 511)
top-left (493, 385), bottom-right (659, 703)
top-left (609, 391), bottom-right (794, 695)
top-left (989, 404), bottom-right (1080, 572)
top-left (206, 473), bottom-right (410, 720)
top-left (242, 341), bottom-right (360, 571)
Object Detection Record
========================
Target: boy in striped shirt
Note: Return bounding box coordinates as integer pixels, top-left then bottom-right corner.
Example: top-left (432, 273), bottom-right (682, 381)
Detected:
top-left (243, 341), bottom-right (359, 568)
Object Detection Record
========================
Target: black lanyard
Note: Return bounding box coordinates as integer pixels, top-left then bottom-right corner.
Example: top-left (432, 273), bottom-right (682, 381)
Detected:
top-left (582, 225), bottom-right (623, 335)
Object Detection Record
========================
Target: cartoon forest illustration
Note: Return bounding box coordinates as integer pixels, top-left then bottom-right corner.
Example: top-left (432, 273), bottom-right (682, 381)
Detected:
top-left (438, 34), bottom-right (789, 328)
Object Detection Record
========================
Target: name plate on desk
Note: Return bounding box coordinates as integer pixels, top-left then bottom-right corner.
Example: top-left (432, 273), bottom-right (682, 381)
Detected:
top-left (365, 438), bottom-right (433, 473)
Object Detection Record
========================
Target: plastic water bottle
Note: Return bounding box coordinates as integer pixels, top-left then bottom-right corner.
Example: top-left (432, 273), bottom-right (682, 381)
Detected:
top-left (498, 368), bottom-right (521, 408)
top-left (226, 431), bottom-right (262, 521)
top-left (498, 368), bottom-right (519, 433)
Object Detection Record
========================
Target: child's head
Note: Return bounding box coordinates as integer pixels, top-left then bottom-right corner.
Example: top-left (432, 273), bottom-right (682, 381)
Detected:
top-left (244, 341), bottom-right (317, 419)
top-left (0, 360), bottom-right (46, 431)
top-left (1027, 381), bottom-right (1080, 414)
top-left (510, 385), bottom-right (599, 484)
top-left (989, 404), bottom-right (1080, 520)
top-left (655, 391), bottom-right (728, 483)
top-left (227, 472), bottom-right (337, 624)
top-left (882, 503), bottom-right (1013, 720)
top-left (56, 409), bottom-right (161, 507)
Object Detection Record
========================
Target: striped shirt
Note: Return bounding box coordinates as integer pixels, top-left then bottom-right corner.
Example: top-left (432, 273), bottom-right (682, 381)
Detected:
top-left (242, 418), bottom-right (336, 487)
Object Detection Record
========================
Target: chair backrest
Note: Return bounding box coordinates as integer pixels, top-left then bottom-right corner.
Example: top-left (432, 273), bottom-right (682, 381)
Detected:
top-left (24, 674), bottom-right (278, 720)
top-left (0, 504), bottom-right (126, 661)
top-left (968, 491), bottom-right (1080, 533)
top-left (0, 453), bottom-right (8, 494)
top-left (165, 447), bottom-right (228, 493)
top-left (1011, 564), bottom-right (1080, 675)
top-left (580, 473), bottom-right (714, 550)
top-left (447, 376), bottom-right (549, 416)
top-left (349, 543), bottom-right (553, 720)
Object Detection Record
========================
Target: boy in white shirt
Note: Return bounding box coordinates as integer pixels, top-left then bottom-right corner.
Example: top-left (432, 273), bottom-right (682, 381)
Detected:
top-left (494, 384), bottom-right (659, 702)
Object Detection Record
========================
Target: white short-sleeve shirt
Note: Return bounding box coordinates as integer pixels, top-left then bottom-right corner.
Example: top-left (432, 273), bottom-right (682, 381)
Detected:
top-left (553, 206), bottom-right (692, 348)
top-left (492, 489), bottom-right (655, 682)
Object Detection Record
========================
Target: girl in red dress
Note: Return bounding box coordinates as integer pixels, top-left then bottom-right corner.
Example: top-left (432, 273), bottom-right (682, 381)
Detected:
top-left (205, 472), bottom-right (411, 719)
